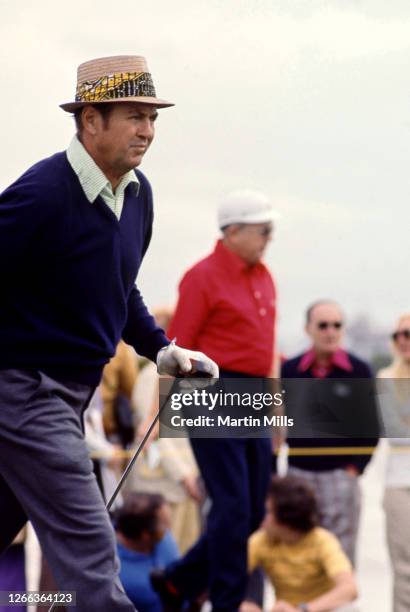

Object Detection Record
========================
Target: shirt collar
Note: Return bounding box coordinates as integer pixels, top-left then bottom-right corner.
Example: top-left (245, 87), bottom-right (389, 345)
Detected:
top-left (66, 135), bottom-right (139, 203)
top-left (213, 239), bottom-right (266, 275)
top-left (298, 348), bottom-right (353, 376)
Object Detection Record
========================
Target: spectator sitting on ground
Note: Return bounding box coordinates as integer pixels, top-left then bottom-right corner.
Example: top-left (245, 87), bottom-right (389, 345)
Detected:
top-left (240, 476), bottom-right (357, 612)
top-left (114, 492), bottom-right (179, 612)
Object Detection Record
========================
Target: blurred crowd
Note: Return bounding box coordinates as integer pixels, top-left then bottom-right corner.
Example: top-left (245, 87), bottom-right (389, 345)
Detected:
top-left (1, 193), bottom-right (409, 611)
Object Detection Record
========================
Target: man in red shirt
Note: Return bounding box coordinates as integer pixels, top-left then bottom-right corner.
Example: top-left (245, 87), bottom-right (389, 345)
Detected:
top-left (153, 191), bottom-right (278, 611)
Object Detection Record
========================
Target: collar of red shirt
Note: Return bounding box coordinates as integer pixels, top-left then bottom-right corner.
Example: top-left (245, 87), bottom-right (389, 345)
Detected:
top-left (213, 239), bottom-right (265, 274)
top-left (297, 348), bottom-right (353, 378)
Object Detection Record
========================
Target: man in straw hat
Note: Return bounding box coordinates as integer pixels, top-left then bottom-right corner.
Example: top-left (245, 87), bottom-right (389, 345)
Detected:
top-left (0, 55), bottom-right (218, 611)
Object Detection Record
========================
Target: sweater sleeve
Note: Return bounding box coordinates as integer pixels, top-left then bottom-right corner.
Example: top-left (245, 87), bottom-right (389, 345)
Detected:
top-left (122, 286), bottom-right (170, 362)
top-left (0, 168), bottom-right (57, 263)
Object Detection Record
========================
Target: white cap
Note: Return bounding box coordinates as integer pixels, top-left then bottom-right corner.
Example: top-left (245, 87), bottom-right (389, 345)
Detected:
top-left (217, 190), bottom-right (279, 229)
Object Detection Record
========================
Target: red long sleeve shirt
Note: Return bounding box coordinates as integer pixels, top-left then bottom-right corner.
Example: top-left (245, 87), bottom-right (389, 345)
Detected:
top-left (168, 240), bottom-right (276, 377)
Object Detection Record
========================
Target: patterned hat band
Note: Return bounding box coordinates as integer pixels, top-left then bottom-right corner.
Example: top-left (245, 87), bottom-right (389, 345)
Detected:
top-left (75, 72), bottom-right (157, 103)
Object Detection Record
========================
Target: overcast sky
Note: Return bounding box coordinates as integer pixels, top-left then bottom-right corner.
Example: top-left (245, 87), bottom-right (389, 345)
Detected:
top-left (1, 0), bottom-right (409, 354)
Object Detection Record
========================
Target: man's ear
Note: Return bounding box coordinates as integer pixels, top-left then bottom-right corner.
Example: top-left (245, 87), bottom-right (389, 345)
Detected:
top-left (224, 224), bottom-right (242, 240)
top-left (81, 106), bottom-right (99, 136)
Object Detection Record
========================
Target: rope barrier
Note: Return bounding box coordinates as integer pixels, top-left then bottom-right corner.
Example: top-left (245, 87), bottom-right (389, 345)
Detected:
top-left (89, 444), bottom-right (409, 459)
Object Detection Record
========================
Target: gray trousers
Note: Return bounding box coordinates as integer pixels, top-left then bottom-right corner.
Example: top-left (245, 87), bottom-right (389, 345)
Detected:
top-left (0, 369), bottom-right (135, 611)
top-left (288, 466), bottom-right (361, 565)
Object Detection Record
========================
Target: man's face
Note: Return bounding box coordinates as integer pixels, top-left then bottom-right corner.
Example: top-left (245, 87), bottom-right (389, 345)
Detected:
top-left (393, 316), bottom-right (410, 362)
top-left (306, 303), bottom-right (344, 355)
top-left (86, 102), bottom-right (157, 176)
top-left (227, 222), bottom-right (273, 265)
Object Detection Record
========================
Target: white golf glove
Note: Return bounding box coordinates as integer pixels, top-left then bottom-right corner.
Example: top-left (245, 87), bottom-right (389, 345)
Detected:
top-left (156, 341), bottom-right (219, 378)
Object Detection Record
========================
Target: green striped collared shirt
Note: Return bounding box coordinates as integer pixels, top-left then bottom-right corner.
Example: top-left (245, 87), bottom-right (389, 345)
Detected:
top-left (66, 136), bottom-right (139, 220)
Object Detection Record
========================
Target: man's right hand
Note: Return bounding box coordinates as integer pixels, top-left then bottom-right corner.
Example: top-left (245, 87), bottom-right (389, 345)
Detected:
top-left (156, 342), bottom-right (219, 378)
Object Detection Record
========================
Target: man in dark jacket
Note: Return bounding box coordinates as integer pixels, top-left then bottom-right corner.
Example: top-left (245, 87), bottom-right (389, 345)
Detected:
top-left (282, 300), bottom-right (379, 565)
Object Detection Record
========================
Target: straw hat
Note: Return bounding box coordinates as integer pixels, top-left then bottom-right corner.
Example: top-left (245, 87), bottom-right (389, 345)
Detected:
top-left (60, 55), bottom-right (174, 112)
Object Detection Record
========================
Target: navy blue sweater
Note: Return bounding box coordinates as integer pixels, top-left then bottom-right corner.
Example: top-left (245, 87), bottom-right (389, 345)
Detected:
top-left (0, 152), bottom-right (169, 385)
top-left (281, 352), bottom-right (380, 473)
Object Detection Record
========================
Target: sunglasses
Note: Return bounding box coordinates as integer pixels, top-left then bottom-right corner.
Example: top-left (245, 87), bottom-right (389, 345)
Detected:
top-left (240, 224), bottom-right (273, 237)
top-left (256, 226), bottom-right (273, 237)
top-left (317, 321), bottom-right (343, 330)
top-left (392, 329), bottom-right (410, 342)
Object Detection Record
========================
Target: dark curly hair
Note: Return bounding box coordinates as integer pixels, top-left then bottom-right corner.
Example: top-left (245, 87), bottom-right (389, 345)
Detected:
top-left (114, 492), bottom-right (165, 540)
top-left (269, 475), bottom-right (318, 533)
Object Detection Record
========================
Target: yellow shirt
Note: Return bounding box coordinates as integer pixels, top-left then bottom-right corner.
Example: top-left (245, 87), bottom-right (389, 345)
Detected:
top-left (248, 527), bottom-right (352, 606)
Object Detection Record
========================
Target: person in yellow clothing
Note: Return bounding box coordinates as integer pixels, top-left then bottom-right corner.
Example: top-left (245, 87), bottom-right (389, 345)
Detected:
top-left (101, 340), bottom-right (139, 443)
top-left (241, 476), bottom-right (357, 612)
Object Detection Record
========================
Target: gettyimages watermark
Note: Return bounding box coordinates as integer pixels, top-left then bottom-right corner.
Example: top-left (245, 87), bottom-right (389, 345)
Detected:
top-left (158, 377), bottom-right (409, 439)
top-left (159, 377), bottom-right (287, 438)
top-left (169, 387), bottom-right (291, 429)
top-left (169, 387), bottom-right (284, 411)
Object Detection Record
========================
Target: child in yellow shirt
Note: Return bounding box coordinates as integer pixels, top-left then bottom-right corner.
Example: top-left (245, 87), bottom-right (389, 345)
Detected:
top-left (241, 476), bottom-right (357, 612)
